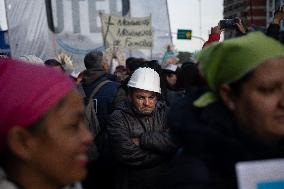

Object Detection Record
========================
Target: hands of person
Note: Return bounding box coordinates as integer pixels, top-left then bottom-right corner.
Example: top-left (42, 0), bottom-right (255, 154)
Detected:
top-left (211, 25), bottom-right (224, 35)
top-left (273, 5), bottom-right (284, 25)
top-left (132, 138), bottom-right (140, 146)
top-left (235, 18), bottom-right (246, 34)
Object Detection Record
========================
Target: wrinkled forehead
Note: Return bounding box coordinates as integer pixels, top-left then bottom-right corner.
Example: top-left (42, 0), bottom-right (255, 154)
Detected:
top-left (131, 88), bottom-right (157, 97)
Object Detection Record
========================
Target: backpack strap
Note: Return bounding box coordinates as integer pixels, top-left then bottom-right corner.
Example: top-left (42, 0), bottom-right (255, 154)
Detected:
top-left (77, 83), bottom-right (86, 98)
top-left (88, 79), bottom-right (112, 100)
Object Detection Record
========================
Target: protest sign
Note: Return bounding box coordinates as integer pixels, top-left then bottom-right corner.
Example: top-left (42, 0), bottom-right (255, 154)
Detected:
top-left (5, 0), bottom-right (171, 72)
top-left (100, 13), bottom-right (153, 49)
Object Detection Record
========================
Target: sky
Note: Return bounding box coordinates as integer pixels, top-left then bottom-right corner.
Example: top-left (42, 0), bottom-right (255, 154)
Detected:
top-left (167, 0), bottom-right (224, 52)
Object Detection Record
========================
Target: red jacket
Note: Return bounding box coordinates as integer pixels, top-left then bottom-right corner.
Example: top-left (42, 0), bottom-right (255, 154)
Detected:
top-left (202, 33), bottom-right (220, 48)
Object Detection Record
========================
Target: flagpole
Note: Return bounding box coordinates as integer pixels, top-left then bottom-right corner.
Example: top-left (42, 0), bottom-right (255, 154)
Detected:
top-left (3, 0), bottom-right (12, 57)
top-left (150, 13), bottom-right (153, 60)
top-left (99, 11), bottom-right (112, 50)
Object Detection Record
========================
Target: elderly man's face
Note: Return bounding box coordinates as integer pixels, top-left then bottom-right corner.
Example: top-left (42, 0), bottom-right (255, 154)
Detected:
top-left (130, 88), bottom-right (157, 115)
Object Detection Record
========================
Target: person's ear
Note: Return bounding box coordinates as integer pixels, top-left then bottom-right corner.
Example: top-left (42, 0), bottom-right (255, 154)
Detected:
top-left (219, 84), bottom-right (236, 111)
top-left (6, 127), bottom-right (36, 160)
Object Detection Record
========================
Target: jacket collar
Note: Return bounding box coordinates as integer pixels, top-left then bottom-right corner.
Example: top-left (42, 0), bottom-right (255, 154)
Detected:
top-left (84, 70), bottom-right (106, 85)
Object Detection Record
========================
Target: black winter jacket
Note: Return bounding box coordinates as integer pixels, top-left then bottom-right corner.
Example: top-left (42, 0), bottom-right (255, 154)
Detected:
top-left (108, 100), bottom-right (177, 189)
top-left (81, 73), bottom-right (119, 189)
top-left (266, 23), bottom-right (284, 44)
top-left (164, 99), bottom-right (284, 189)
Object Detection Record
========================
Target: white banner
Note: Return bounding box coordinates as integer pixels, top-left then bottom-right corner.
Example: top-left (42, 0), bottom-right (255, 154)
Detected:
top-left (100, 13), bottom-right (152, 49)
top-left (47, 0), bottom-right (130, 72)
top-left (129, 0), bottom-right (172, 60)
top-left (5, 0), bottom-right (172, 72)
top-left (5, 0), bottom-right (55, 60)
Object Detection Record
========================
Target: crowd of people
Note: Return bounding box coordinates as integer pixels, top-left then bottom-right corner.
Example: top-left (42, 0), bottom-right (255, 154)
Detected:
top-left (1, 6), bottom-right (284, 189)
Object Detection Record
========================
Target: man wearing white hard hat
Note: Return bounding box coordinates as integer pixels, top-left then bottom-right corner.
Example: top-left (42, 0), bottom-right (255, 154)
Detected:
top-left (108, 67), bottom-right (177, 189)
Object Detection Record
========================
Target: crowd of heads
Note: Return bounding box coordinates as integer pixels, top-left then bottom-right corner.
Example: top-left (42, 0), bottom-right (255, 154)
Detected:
top-left (1, 8), bottom-right (284, 189)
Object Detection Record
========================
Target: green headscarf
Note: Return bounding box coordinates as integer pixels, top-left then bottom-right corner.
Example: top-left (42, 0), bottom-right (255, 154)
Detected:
top-left (194, 32), bottom-right (284, 107)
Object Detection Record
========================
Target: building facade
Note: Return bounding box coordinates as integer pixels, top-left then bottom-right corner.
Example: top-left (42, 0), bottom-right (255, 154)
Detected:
top-left (223, 0), bottom-right (284, 38)
top-left (266, 0), bottom-right (284, 29)
top-left (224, 0), bottom-right (266, 27)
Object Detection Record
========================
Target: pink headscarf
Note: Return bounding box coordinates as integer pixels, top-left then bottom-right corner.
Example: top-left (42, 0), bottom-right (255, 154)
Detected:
top-left (0, 58), bottom-right (75, 151)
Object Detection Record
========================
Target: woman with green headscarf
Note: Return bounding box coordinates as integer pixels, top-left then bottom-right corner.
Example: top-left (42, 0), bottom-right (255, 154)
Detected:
top-left (163, 32), bottom-right (284, 189)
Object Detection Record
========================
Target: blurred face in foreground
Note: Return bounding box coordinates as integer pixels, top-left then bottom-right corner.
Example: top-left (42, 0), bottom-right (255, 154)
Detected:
top-left (226, 57), bottom-right (284, 140)
top-left (22, 90), bottom-right (92, 187)
top-left (130, 88), bottom-right (157, 115)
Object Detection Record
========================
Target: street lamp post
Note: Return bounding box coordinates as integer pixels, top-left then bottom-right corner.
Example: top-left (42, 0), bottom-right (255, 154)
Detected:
top-left (198, 0), bottom-right (202, 46)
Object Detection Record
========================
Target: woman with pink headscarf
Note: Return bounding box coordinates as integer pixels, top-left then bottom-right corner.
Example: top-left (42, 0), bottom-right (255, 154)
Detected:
top-left (0, 59), bottom-right (93, 189)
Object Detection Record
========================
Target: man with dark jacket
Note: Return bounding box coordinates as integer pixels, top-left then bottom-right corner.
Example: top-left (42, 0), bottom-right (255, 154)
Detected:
top-left (81, 50), bottom-right (119, 189)
top-left (82, 51), bottom-right (119, 125)
top-left (108, 67), bottom-right (177, 189)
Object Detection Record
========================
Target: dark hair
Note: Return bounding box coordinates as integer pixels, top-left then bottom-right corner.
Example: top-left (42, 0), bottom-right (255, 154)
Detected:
top-left (228, 70), bottom-right (254, 97)
top-left (176, 61), bottom-right (207, 90)
top-left (162, 68), bottom-right (177, 75)
top-left (0, 114), bottom-right (46, 168)
top-left (115, 65), bottom-right (127, 73)
top-left (160, 69), bottom-right (178, 90)
top-left (84, 51), bottom-right (104, 70)
top-left (78, 70), bottom-right (87, 78)
top-left (0, 95), bottom-right (68, 170)
top-left (143, 60), bottom-right (161, 75)
top-left (126, 57), bottom-right (146, 73)
top-left (44, 59), bottom-right (64, 71)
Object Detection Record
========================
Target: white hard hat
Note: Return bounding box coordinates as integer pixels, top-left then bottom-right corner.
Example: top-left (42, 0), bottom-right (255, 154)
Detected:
top-left (127, 67), bottom-right (161, 93)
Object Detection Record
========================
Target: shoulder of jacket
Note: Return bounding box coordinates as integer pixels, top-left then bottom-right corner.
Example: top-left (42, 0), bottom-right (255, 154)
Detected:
top-left (156, 101), bottom-right (167, 111)
top-left (111, 109), bottom-right (126, 120)
top-left (102, 80), bottom-right (120, 89)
